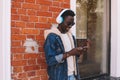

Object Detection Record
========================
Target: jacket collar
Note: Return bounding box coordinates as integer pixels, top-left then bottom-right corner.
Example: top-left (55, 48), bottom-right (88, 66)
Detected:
top-left (44, 24), bottom-right (72, 40)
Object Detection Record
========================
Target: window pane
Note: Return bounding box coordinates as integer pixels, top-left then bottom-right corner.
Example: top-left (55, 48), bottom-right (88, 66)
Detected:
top-left (76, 0), bottom-right (110, 78)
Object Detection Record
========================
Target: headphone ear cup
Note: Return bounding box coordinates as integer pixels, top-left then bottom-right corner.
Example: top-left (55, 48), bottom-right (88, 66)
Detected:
top-left (56, 9), bottom-right (69, 23)
top-left (56, 16), bottom-right (63, 23)
top-left (60, 17), bottom-right (63, 23)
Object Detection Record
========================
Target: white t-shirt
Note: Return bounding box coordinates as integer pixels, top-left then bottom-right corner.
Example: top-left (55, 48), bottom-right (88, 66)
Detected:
top-left (60, 33), bottom-right (75, 76)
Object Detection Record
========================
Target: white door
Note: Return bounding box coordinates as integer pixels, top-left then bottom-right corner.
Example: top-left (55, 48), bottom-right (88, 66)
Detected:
top-left (0, 0), bottom-right (11, 80)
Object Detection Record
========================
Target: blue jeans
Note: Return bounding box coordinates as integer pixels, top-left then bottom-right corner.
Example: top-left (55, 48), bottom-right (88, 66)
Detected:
top-left (68, 75), bottom-right (76, 80)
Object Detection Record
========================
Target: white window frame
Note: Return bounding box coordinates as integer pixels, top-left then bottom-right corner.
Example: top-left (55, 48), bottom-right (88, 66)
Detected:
top-left (70, 0), bottom-right (76, 36)
top-left (111, 0), bottom-right (120, 77)
top-left (0, 0), bottom-right (11, 80)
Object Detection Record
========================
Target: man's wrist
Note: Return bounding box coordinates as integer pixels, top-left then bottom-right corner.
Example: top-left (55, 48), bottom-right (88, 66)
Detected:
top-left (66, 52), bottom-right (70, 57)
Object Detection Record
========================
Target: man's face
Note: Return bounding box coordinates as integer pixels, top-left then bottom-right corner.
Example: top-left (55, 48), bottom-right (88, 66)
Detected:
top-left (63, 16), bottom-right (75, 32)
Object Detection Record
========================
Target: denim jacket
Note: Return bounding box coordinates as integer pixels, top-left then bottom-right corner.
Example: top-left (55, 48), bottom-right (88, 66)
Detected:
top-left (44, 27), bottom-right (80, 80)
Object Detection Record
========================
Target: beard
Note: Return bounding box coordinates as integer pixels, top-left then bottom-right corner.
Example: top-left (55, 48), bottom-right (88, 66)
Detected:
top-left (58, 23), bottom-right (71, 34)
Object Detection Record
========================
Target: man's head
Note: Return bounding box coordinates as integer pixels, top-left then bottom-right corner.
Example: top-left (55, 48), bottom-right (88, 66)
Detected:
top-left (61, 10), bottom-right (75, 26)
top-left (56, 9), bottom-right (75, 33)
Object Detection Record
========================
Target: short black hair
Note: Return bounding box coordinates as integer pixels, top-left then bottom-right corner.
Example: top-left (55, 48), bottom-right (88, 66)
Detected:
top-left (61, 10), bottom-right (75, 19)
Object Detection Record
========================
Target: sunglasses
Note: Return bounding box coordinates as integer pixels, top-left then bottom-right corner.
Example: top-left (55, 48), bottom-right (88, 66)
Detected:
top-left (67, 22), bottom-right (75, 27)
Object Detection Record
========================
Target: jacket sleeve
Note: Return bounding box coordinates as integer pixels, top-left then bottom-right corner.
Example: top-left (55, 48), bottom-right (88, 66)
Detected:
top-left (44, 34), bottom-right (64, 66)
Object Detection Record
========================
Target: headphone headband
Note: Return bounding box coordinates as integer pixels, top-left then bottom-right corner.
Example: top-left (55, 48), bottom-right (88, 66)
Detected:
top-left (56, 9), bottom-right (69, 23)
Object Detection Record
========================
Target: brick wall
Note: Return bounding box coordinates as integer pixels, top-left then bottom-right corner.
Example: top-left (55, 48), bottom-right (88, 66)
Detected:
top-left (11, 0), bottom-right (70, 80)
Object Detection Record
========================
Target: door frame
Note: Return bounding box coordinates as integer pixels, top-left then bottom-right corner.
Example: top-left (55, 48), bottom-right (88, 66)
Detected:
top-left (0, 0), bottom-right (11, 79)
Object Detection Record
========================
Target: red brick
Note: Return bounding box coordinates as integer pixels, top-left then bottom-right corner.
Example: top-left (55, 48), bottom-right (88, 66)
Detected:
top-left (21, 15), bottom-right (29, 21)
top-left (64, 0), bottom-right (70, 3)
top-left (12, 35), bottom-right (26, 40)
top-left (37, 58), bottom-right (46, 64)
top-left (39, 17), bottom-right (48, 23)
top-left (22, 3), bottom-right (39, 10)
top-left (12, 60), bottom-right (27, 66)
top-left (39, 47), bottom-right (44, 52)
top-left (39, 6), bottom-right (49, 11)
top-left (36, 69), bottom-right (47, 76)
top-left (18, 9), bottom-right (26, 15)
top-left (11, 47), bottom-right (25, 53)
top-left (18, 73), bottom-right (27, 78)
top-left (36, 35), bottom-right (44, 41)
top-left (38, 41), bottom-right (44, 47)
top-left (25, 0), bottom-right (35, 3)
top-left (12, 41), bottom-right (21, 47)
top-left (12, 15), bottom-right (19, 20)
top-left (35, 23), bottom-right (51, 28)
top-left (11, 21), bottom-right (16, 27)
top-left (13, 54), bottom-right (23, 61)
top-left (13, 67), bottom-right (23, 73)
top-left (14, 0), bottom-right (24, 2)
top-left (30, 77), bottom-right (41, 80)
top-left (15, 21), bottom-right (26, 27)
top-left (26, 23), bottom-right (35, 28)
top-left (11, 27), bottom-right (21, 34)
top-left (37, 11), bottom-right (52, 17)
top-left (11, 8), bottom-right (17, 14)
top-left (41, 63), bottom-right (47, 69)
top-left (27, 71), bottom-right (35, 77)
top-left (11, 74), bottom-right (18, 80)
top-left (29, 16), bottom-right (38, 22)
top-left (53, 1), bottom-right (60, 6)
top-left (61, 3), bottom-right (70, 8)
top-left (39, 30), bottom-right (44, 34)
top-left (41, 53), bottom-right (46, 58)
top-left (12, 2), bottom-right (21, 8)
top-left (49, 7), bottom-right (61, 12)
top-left (59, 0), bottom-right (64, 2)
top-left (22, 28), bottom-right (39, 34)
top-left (11, 76), bottom-right (17, 80)
top-left (48, 18), bottom-right (56, 23)
top-left (24, 65), bottom-right (40, 71)
top-left (28, 59), bottom-right (36, 65)
top-left (53, 12), bottom-right (59, 18)
top-left (26, 35), bottom-right (35, 39)
top-left (24, 54), bottom-right (39, 59)
top-left (27, 10), bottom-right (36, 15)
top-left (41, 75), bottom-right (48, 80)
top-left (36, 0), bottom-right (52, 5)
top-left (18, 78), bottom-right (28, 80)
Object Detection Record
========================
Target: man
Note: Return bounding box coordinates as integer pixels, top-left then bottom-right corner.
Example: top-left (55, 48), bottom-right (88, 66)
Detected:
top-left (44, 9), bottom-right (85, 80)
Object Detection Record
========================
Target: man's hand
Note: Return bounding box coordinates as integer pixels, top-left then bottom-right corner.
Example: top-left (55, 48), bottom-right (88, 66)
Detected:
top-left (68, 47), bottom-right (83, 56)
top-left (62, 47), bottom-right (83, 60)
